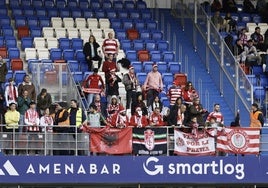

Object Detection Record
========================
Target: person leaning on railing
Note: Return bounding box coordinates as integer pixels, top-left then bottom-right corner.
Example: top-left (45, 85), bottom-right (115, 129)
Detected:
top-left (250, 103), bottom-right (264, 128)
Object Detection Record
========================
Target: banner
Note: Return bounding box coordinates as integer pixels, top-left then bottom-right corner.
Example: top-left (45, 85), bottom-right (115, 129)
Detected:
top-left (217, 127), bottom-right (260, 155)
top-left (90, 127), bottom-right (132, 154)
top-left (132, 128), bottom-right (167, 155)
top-left (174, 129), bottom-right (215, 156)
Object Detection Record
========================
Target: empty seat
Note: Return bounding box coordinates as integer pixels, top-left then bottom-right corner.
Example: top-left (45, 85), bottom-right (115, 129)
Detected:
top-left (90, 0), bottom-right (101, 9)
top-left (124, 1), bottom-right (135, 9)
top-left (151, 30), bottom-right (163, 40)
top-left (126, 28), bottom-right (139, 40)
top-left (0, 16), bottom-right (11, 26)
top-left (71, 8), bottom-right (82, 19)
top-left (115, 29), bottom-right (126, 40)
top-left (63, 49), bottom-right (75, 61)
top-left (120, 39), bottom-right (133, 51)
top-left (91, 29), bottom-right (104, 39)
top-left (146, 20), bottom-right (157, 30)
top-left (122, 19), bottom-right (134, 30)
top-left (23, 7), bottom-right (35, 17)
top-left (39, 17), bottom-right (51, 28)
top-left (14, 16), bottom-right (27, 28)
top-left (51, 17), bottom-right (63, 28)
top-left (35, 7), bottom-right (47, 17)
top-left (30, 26), bottom-right (42, 37)
top-left (42, 27), bottom-right (55, 38)
top-left (46, 37), bottom-right (59, 49)
top-left (136, 1), bottom-right (147, 9)
top-left (25, 48), bottom-right (37, 60)
top-left (169, 62), bottom-right (181, 74)
top-left (133, 39), bottom-right (144, 51)
top-left (141, 10), bottom-right (152, 20)
top-left (162, 51), bottom-right (175, 62)
top-left (71, 38), bottom-right (83, 50)
top-left (162, 73), bottom-right (173, 85)
top-left (75, 49), bottom-right (85, 61)
top-left (117, 10), bottom-right (128, 19)
top-left (145, 40), bottom-right (156, 51)
top-left (174, 73), bottom-right (187, 87)
top-left (59, 38), bottom-right (71, 50)
top-left (87, 18), bottom-right (99, 29)
top-left (136, 72), bottom-right (147, 85)
top-left (79, 28), bottom-right (91, 42)
top-left (47, 7), bottom-right (59, 18)
top-left (68, 0), bottom-right (78, 8)
top-left (137, 50), bottom-right (150, 62)
top-left (157, 40), bottom-right (169, 52)
top-left (14, 70), bottom-right (26, 83)
top-left (72, 71), bottom-right (83, 84)
top-left (27, 59), bottom-right (41, 73)
top-left (21, 37), bottom-right (33, 50)
top-left (126, 50), bottom-right (137, 61)
top-left (44, 0), bottom-right (54, 7)
top-left (99, 18), bottom-right (110, 29)
top-left (157, 62), bottom-right (168, 73)
top-left (95, 9), bottom-right (106, 19)
top-left (82, 9), bottom-right (94, 19)
top-left (67, 60), bottom-right (80, 72)
top-left (67, 28), bottom-right (79, 39)
top-left (106, 9), bottom-right (117, 19)
top-left (34, 37), bottom-right (46, 48)
top-left (131, 61), bottom-right (143, 72)
top-left (139, 30), bottom-right (151, 40)
top-left (32, 0), bottom-right (43, 7)
top-left (27, 17), bottom-right (39, 28)
top-left (113, 1), bottom-right (123, 9)
top-left (150, 50), bottom-right (161, 62)
top-left (11, 58), bottom-right (23, 71)
top-left (5, 36), bottom-right (17, 48)
top-left (12, 7), bottom-right (23, 18)
top-left (110, 18), bottom-right (122, 29)
top-left (134, 20), bottom-right (145, 31)
top-left (50, 48), bottom-right (62, 61)
top-left (8, 48), bottom-right (20, 59)
top-left (55, 0), bottom-right (66, 8)
top-left (37, 48), bottom-right (50, 60)
top-left (17, 26), bottom-right (29, 39)
top-left (129, 10), bottom-right (140, 19)
top-left (75, 18), bottom-right (87, 29)
top-left (103, 0), bottom-right (112, 9)
top-left (54, 28), bottom-right (66, 38)
top-left (254, 86), bottom-right (265, 102)
top-left (2, 26), bottom-right (15, 37)
top-left (143, 61), bottom-right (154, 73)
top-left (63, 17), bottom-right (74, 28)
top-left (0, 47), bottom-right (7, 58)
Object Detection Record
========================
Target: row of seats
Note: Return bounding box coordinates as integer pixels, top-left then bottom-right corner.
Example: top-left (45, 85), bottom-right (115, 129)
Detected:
top-left (126, 50), bottom-right (175, 63)
top-left (8, 0), bottom-right (147, 10)
top-left (121, 39), bottom-right (168, 52)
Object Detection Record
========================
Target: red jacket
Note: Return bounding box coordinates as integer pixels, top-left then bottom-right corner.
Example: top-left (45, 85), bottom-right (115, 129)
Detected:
top-left (82, 74), bottom-right (105, 93)
top-left (149, 112), bottom-right (164, 126)
top-left (129, 114), bottom-right (148, 127)
top-left (108, 112), bottom-right (129, 128)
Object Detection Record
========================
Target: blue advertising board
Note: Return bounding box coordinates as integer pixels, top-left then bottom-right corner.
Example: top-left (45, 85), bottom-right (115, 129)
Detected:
top-left (0, 156), bottom-right (268, 184)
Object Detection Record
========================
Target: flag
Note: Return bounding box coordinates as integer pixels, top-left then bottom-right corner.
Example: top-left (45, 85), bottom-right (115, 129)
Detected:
top-left (90, 127), bottom-right (132, 154)
top-left (217, 127), bottom-right (260, 155)
top-left (132, 128), bottom-right (167, 155)
top-left (174, 129), bottom-right (216, 156)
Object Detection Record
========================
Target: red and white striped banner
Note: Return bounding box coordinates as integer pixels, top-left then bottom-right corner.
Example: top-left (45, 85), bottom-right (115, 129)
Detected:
top-left (174, 129), bottom-right (216, 156)
top-left (217, 127), bottom-right (260, 155)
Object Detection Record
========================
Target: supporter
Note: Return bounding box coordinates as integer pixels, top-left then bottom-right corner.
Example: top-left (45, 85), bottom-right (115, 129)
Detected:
top-left (102, 53), bottom-right (119, 81)
top-left (18, 75), bottom-right (36, 102)
top-left (182, 81), bottom-right (198, 105)
top-left (68, 99), bottom-right (87, 155)
top-left (211, 11), bottom-right (224, 32)
top-left (40, 107), bottom-right (53, 155)
top-left (168, 98), bottom-right (187, 126)
top-left (243, 0), bottom-right (256, 13)
top-left (4, 78), bottom-right (18, 107)
top-left (108, 105), bottom-right (129, 128)
top-left (233, 38), bottom-right (246, 63)
top-left (17, 90), bottom-right (31, 132)
top-left (148, 95), bottom-right (163, 115)
top-left (210, 0), bottom-right (222, 12)
top-left (91, 94), bottom-right (107, 118)
top-left (36, 88), bottom-right (52, 116)
top-left (0, 93), bottom-right (6, 125)
top-left (162, 106), bottom-right (171, 126)
top-left (102, 32), bottom-right (119, 61)
top-left (53, 102), bottom-right (70, 155)
top-left (24, 101), bottom-right (40, 155)
top-left (206, 103), bottom-right (224, 125)
top-left (82, 103), bottom-right (107, 128)
top-left (188, 116), bottom-right (201, 137)
top-left (143, 63), bottom-right (163, 107)
top-left (250, 103), bottom-right (264, 128)
top-left (0, 56), bottom-right (8, 94)
top-left (244, 39), bottom-right (262, 66)
top-left (82, 68), bottom-right (105, 105)
top-left (122, 65), bottom-right (140, 110)
top-left (148, 107), bottom-right (165, 127)
top-left (83, 35), bottom-right (102, 71)
top-left (3, 103), bottom-right (20, 155)
top-left (106, 95), bottom-right (122, 117)
top-left (106, 68), bottom-right (122, 103)
top-left (238, 28), bottom-right (248, 46)
top-left (188, 97), bottom-right (207, 126)
top-left (222, 0), bottom-right (237, 13)
top-left (131, 92), bottom-right (148, 116)
top-left (250, 27), bottom-right (267, 52)
top-left (223, 12), bottom-right (237, 32)
top-left (230, 110), bottom-right (240, 127)
top-left (129, 107), bottom-right (149, 127)
top-left (167, 81), bottom-right (182, 106)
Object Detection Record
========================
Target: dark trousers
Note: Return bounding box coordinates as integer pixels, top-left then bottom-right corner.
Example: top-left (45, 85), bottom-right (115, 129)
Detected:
top-left (87, 55), bottom-right (102, 71)
top-left (147, 89), bottom-right (159, 107)
top-left (126, 90), bottom-right (137, 109)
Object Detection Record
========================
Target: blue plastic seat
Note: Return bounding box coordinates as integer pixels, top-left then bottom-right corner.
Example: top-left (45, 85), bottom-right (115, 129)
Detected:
top-left (21, 37), bottom-right (33, 50)
top-left (157, 40), bottom-right (169, 52)
top-left (0, 36), bottom-right (4, 47)
top-left (14, 70), bottom-right (27, 84)
top-left (55, 0), bottom-right (66, 8)
top-left (102, 0), bottom-right (112, 9)
top-left (8, 48), bottom-right (20, 59)
top-left (95, 9), bottom-right (106, 19)
top-left (63, 49), bottom-right (75, 61)
top-left (252, 65), bottom-right (263, 76)
top-left (59, 8), bottom-right (71, 18)
top-left (27, 59), bottom-right (40, 73)
top-left (79, 0), bottom-right (89, 9)
top-left (72, 71), bottom-right (84, 84)
top-left (21, 0), bottom-right (32, 6)
top-left (115, 29), bottom-right (126, 40)
top-left (32, 0), bottom-right (43, 7)
top-left (133, 40), bottom-right (144, 51)
top-left (59, 38), bottom-right (71, 50)
top-left (80, 60), bottom-right (88, 72)
top-left (67, 60), bottom-right (80, 72)
top-left (136, 1), bottom-right (147, 9)
top-left (35, 7), bottom-right (47, 17)
top-left (161, 97), bottom-right (170, 107)
top-left (259, 75), bottom-right (268, 86)
top-left (106, 9), bottom-right (117, 19)
top-left (162, 73), bottom-right (174, 85)
top-left (0, 16), bottom-right (11, 26)
top-left (240, 13), bottom-right (252, 23)
top-left (139, 30), bottom-right (151, 40)
top-left (129, 10), bottom-right (140, 19)
top-left (131, 61), bottom-right (143, 72)
top-left (145, 40), bottom-right (156, 51)
top-left (9, 0), bottom-right (20, 8)
top-left (124, 1), bottom-right (135, 9)
top-left (50, 48), bottom-right (63, 61)
top-left (44, 0), bottom-right (54, 7)
top-left (90, 0), bottom-right (101, 9)
top-left (6, 70), bottom-right (13, 82)
top-left (157, 62), bottom-right (168, 74)
top-left (0, 7), bottom-right (8, 16)
top-left (2, 26), bottom-right (14, 36)
top-left (140, 9), bottom-right (152, 20)
top-left (68, 0), bottom-right (78, 8)
top-left (47, 7), bottom-right (59, 18)
top-left (120, 39), bottom-right (133, 51)
top-left (75, 49), bottom-right (85, 62)
top-left (136, 72), bottom-right (147, 85)
top-left (162, 51), bottom-right (175, 62)
top-left (134, 20), bottom-right (145, 31)
top-left (111, 19), bottom-right (122, 29)
top-left (23, 7), bottom-right (35, 17)
top-left (82, 9), bottom-right (94, 19)
top-left (151, 30), bottom-right (163, 40)
top-left (146, 20), bottom-right (157, 30)
top-left (126, 50), bottom-right (137, 61)
top-left (27, 17), bottom-right (39, 27)
top-left (5, 36), bottom-right (17, 48)
top-left (143, 61), bottom-right (154, 73)
top-left (254, 86), bottom-right (265, 102)
top-left (30, 26), bottom-right (42, 37)
top-left (150, 50), bottom-right (161, 62)
top-left (15, 16), bottom-right (27, 28)
top-left (113, 1), bottom-right (123, 9)
top-left (169, 62), bottom-right (181, 74)
top-left (12, 7), bottom-right (23, 18)
top-left (117, 10), bottom-right (128, 19)
top-left (71, 38), bottom-right (83, 50)
top-left (71, 8), bottom-right (82, 19)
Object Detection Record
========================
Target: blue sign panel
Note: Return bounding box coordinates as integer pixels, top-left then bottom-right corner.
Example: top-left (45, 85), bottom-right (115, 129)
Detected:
top-left (0, 156), bottom-right (268, 184)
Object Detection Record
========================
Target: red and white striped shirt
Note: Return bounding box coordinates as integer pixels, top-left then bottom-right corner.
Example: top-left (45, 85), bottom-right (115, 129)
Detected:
top-left (168, 86), bottom-right (182, 105)
top-left (102, 39), bottom-right (118, 55)
top-left (206, 111), bottom-right (224, 124)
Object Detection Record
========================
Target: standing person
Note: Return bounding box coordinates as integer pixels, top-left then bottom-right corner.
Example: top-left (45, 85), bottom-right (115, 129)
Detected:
top-left (82, 103), bottom-right (107, 128)
top-left (238, 28), bottom-right (248, 46)
top-left (168, 98), bottom-right (187, 126)
top-left (188, 97), bottom-right (207, 126)
top-left (168, 81), bottom-right (182, 106)
top-left (102, 53), bottom-right (119, 81)
top-left (17, 90), bottom-right (31, 132)
top-left (53, 102), bottom-right (70, 155)
top-left (4, 103), bottom-right (20, 155)
top-left (18, 75), bottom-right (36, 102)
top-left (24, 101), bottom-right (40, 155)
top-left (250, 103), bottom-right (264, 128)
top-left (82, 68), bottom-right (105, 106)
top-left (131, 92), bottom-right (148, 116)
top-left (0, 56), bottom-right (8, 94)
top-left (106, 95), bottom-right (122, 117)
top-left (233, 38), bottom-right (246, 64)
top-left (206, 103), bottom-right (224, 125)
top-left (40, 107), bottom-right (54, 155)
top-left (91, 94), bottom-right (107, 118)
top-left (182, 81), bottom-right (199, 106)
top-left (244, 39), bottom-right (262, 66)
top-left (143, 63), bottom-right (163, 108)
top-left (251, 26), bottom-right (267, 52)
top-left (106, 68), bottom-right (122, 103)
top-left (122, 65), bottom-right (139, 110)
top-left (4, 78), bottom-right (18, 107)
top-left (83, 35), bottom-right (102, 71)
top-left (36, 88), bottom-right (52, 116)
top-left (102, 32), bottom-right (119, 61)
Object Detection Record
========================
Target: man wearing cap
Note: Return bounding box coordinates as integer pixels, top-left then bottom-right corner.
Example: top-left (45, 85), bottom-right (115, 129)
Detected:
top-left (82, 68), bottom-right (105, 105)
top-left (143, 63), bottom-right (163, 107)
top-left (4, 78), bottom-right (18, 107)
top-left (123, 65), bottom-right (140, 109)
top-left (108, 105), bottom-right (129, 128)
top-left (250, 103), bottom-right (264, 128)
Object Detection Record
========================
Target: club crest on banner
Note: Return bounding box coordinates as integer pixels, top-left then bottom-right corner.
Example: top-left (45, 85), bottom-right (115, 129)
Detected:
top-left (227, 129), bottom-right (249, 152)
top-left (144, 129), bottom-right (155, 151)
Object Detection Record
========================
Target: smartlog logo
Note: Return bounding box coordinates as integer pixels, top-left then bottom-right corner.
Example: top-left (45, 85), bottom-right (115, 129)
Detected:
top-left (0, 160), bottom-right (19, 176)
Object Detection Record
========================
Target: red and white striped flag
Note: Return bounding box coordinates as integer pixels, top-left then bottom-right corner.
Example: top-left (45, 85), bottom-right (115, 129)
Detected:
top-left (217, 127), bottom-right (260, 155)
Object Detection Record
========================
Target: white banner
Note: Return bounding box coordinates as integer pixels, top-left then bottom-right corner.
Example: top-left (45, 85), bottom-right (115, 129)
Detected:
top-left (174, 129), bottom-right (216, 156)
